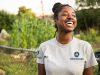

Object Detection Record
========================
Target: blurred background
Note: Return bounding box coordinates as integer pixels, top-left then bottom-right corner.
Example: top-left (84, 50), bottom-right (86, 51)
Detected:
top-left (0, 0), bottom-right (100, 75)
top-left (0, 0), bottom-right (99, 51)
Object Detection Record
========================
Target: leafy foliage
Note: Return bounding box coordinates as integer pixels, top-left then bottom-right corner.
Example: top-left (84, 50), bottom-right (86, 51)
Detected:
top-left (8, 15), bottom-right (56, 49)
top-left (76, 0), bottom-right (100, 8)
top-left (0, 10), bottom-right (16, 31)
top-left (79, 28), bottom-right (100, 42)
top-left (18, 6), bottom-right (36, 18)
top-left (75, 0), bottom-right (100, 34)
top-left (76, 9), bottom-right (100, 32)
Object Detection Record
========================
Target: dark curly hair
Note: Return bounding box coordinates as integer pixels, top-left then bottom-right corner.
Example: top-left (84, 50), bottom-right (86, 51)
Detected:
top-left (52, 2), bottom-right (75, 37)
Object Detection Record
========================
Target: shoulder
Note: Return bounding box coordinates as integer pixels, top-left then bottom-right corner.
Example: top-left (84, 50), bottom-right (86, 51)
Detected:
top-left (39, 38), bottom-right (56, 48)
top-left (73, 37), bottom-right (93, 55)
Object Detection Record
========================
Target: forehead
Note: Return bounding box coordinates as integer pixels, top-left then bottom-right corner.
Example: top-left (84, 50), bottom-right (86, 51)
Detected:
top-left (60, 6), bottom-right (75, 14)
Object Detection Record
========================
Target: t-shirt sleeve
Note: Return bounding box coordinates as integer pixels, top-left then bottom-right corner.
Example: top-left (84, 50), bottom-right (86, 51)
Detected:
top-left (36, 45), bottom-right (44, 64)
top-left (84, 43), bottom-right (98, 69)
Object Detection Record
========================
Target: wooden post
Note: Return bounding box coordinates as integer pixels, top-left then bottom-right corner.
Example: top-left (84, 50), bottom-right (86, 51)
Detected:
top-left (41, 0), bottom-right (44, 19)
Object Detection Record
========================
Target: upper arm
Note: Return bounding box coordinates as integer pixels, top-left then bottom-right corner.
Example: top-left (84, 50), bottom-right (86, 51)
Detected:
top-left (83, 66), bottom-right (94, 75)
top-left (38, 63), bottom-right (46, 75)
top-left (37, 45), bottom-right (46, 75)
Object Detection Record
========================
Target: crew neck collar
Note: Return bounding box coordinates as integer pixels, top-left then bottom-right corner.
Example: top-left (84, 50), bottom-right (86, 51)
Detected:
top-left (54, 37), bottom-right (75, 47)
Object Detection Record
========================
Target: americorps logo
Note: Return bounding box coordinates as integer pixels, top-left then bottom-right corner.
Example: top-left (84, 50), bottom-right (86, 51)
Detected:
top-left (70, 52), bottom-right (84, 60)
top-left (74, 52), bottom-right (79, 57)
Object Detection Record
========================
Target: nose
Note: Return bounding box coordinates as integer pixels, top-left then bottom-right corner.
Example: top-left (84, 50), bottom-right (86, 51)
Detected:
top-left (67, 14), bottom-right (73, 19)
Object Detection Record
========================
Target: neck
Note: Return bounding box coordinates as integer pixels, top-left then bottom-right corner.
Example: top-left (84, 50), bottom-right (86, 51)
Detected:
top-left (57, 31), bottom-right (73, 44)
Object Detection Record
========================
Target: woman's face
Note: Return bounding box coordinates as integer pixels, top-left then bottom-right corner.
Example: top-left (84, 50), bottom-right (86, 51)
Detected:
top-left (55, 6), bottom-right (77, 33)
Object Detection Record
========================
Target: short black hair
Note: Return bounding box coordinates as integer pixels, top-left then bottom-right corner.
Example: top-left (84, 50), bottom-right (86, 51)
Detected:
top-left (52, 2), bottom-right (75, 37)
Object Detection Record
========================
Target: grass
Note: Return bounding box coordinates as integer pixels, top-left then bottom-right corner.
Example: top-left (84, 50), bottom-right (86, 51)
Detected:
top-left (0, 40), bottom-right (8, 46)
top-left (94, 49), bottom-right (100, 53)
top-left (93, 49), bottom-right (100, 75)
top-left (0, 52), bottom-right (38, 75)
top-left (94, 65), bottom-right (98, 75)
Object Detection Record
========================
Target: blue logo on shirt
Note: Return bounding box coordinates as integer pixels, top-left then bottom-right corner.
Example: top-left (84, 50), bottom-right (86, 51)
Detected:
top-left (37, 51), bottom-right (39, 55)
top-left (74, 52), bottom-right (79, 57)
top-left (70, 52), bottom-right (83, 60)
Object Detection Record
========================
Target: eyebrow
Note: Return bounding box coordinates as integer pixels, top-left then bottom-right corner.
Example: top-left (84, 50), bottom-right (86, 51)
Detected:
top-left (63, 11), bottom-right (75, 13)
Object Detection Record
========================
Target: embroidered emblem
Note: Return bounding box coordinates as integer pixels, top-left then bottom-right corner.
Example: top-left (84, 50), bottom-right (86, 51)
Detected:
top-left (74, 52), bottom-right (79, 57)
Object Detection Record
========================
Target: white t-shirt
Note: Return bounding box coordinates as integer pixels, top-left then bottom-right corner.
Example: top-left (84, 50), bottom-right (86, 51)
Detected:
top-left (37, 37), bottom-right (98, 75)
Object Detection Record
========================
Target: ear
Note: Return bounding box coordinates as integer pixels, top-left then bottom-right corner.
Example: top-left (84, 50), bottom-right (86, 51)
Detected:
top-left (54, 19), bottom-right (57, 25)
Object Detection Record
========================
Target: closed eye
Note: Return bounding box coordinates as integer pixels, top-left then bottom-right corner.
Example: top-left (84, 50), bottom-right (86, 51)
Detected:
top-left (62, 14), bottom-right (68, 16)
top-left (72, 15), bottom-right (76, 17)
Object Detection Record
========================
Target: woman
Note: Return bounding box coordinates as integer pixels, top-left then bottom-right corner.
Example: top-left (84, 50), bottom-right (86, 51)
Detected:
top-left (37, 2), bottom-right (98, 75)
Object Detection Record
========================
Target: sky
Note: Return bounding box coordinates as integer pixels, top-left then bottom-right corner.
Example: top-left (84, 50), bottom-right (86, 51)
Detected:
top-left (0, 0), bottom-right (75, 16)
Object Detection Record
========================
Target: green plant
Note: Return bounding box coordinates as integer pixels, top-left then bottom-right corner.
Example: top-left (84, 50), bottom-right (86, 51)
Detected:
top-left (89, 28), bottom-right (99, 42)
top-left (93, 49), bottom-right (100, 53)
top-left (8, 15), bottom-right (56, 50)
top-left (79, 31), bottom-right (85, 40)
top-left (79, 28), bottom-right (100, 43)
top-left (0, 10), bottom-right (16, 31)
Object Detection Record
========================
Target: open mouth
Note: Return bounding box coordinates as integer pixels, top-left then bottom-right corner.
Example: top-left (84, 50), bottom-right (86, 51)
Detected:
top-left (66, 22), bottom-right (73, 26)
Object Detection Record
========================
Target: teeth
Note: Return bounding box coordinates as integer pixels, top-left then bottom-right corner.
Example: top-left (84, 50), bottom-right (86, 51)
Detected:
top-left (66, 22), bottom-right (73, 25)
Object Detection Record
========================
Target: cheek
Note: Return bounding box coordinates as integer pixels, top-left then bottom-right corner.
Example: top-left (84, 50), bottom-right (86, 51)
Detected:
top-left (61, 16), bottom-right (67, 21)
top-left (75, 19), bottom-right (77, 28)
top-left (76, 19), bottom-right (77, 25)
top-left (74, 18), bottom-right (77, 24)
top-left (58, 18), bottom-right (66, 25)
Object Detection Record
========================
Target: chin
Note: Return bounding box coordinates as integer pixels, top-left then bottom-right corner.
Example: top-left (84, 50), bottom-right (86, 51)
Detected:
top-left (64, 30), bottom-right (73, 33)
top-left (65, 28), bottom-right (74, 32)
top-left (60, 28), bottom-right (74, 33)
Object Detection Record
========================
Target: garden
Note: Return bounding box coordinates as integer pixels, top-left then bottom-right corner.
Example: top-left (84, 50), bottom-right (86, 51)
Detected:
top-left (0, 2), bottom-right (100, 74)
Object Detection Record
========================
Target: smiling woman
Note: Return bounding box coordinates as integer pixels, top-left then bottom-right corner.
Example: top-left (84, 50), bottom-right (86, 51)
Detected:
top-left (37, 2), bottom-right (98, 75)
top-left (54, 5), bottom-right (77, 34)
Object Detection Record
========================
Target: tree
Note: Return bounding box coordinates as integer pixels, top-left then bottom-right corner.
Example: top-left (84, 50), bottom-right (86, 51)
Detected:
top-left (75, 0), bottom-right (100, 34)
top-left (18, 6), bottom-right (36, 17)
top-left (75, 8), bottom-right (100, 34)
top-left (0, 10), bottom-right (16, 31)
top-left (76, 0), bottom-right (100, 9)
